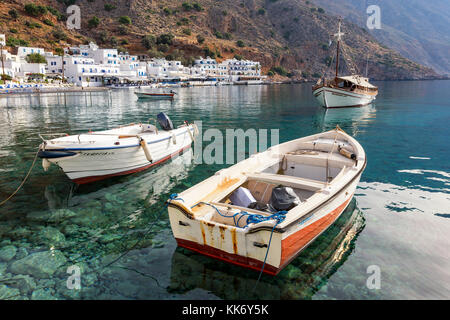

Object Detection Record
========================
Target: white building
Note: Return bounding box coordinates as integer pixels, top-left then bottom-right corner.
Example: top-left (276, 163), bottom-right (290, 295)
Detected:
top-left (17, 47), bottom-right (45, 58)
top-left (223, 58), bottom-right (261, 80)
top-left (192, 57), bottom-right (228, 79)
top-left (146, 58), bottom-right (190, 80)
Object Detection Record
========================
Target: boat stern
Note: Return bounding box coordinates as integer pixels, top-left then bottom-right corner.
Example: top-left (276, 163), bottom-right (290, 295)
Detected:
top-left (167, 202), bottom-right (283, 275)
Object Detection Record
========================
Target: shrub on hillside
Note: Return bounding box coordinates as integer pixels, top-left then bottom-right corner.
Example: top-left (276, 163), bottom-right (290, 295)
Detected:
top-left (196, 35), bottom-right (205, 44)
top-left (118, 16), bottom-right (132, 25)
top-left (8, 9), bottom-right (19, 19)
top-left (88, 16), bottom-right (100, 28)
top-left (24, 3), bottom-right (47, 17)
top-left (142, 35), bottom-right (156, 49)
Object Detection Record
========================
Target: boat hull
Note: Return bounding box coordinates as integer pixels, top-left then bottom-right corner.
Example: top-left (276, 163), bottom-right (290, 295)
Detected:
top-left (168, 171), bottom-right (362, 275)
top-left (135, 92), bottom-right (174, 99)
top-left (43, 127), bottom-right (194, 184)
top-left (313, 86), bottom-right (375, 108)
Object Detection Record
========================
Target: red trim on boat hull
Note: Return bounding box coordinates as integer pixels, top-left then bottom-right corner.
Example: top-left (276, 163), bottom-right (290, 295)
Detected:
top-left (175, 195), bottom-right (353, 276)
top-left (175, 238), bottom-right (280, 276)
top-left (279, 195), bottom-right (352, 269)
top-left (72, 144), bottom-right (191, 184)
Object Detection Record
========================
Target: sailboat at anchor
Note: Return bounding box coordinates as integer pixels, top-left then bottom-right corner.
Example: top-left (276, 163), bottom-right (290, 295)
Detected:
top-left (312, 19), bottom-right (378, 108)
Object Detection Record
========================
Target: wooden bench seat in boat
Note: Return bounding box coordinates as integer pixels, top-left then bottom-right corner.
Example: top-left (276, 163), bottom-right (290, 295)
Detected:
top-left (285, 150), bottom-right (355, 168)
top-left (245, 172), bottom-right (326, 192)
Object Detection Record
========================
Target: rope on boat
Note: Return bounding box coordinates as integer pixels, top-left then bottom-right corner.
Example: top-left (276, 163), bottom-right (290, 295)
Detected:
top-left (0, 147), bottom-right (40, 207)
top-left (189, 200), bottom-right (287, 293)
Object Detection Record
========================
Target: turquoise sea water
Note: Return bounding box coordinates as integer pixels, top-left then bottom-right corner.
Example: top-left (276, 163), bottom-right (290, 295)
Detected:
top-left (0, 81), bottom-right (449, 299)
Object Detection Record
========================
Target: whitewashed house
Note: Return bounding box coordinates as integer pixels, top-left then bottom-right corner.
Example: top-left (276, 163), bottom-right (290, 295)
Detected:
top-left (223, 58), bottom-right (262, 84)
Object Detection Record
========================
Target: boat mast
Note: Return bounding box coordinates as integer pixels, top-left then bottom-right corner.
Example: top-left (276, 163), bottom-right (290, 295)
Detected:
top-left (334, 19), bottom-right (345, 80)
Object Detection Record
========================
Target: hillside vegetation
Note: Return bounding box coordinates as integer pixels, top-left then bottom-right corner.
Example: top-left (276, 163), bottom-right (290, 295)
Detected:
top-left (0, 0), bottom-right (440, 80)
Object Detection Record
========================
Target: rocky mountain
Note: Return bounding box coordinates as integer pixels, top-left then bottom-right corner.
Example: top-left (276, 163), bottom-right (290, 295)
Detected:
top-left (0, 0), bottom-right (442, 80)
top-left (313, 0), bottom-right (450, 76)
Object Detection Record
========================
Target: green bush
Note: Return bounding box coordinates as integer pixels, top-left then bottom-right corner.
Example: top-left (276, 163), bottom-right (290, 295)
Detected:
top-left (183, 28), bottom-right (192, 36)
top-left (257, 8), bottom-right (266, 15)
top-left (8, 9), bottom-right (19, 19)
top-left (156, 33), bottom-right (174, 45)
top-left (234, 54), bottom-right (243, 60)
top-left (6, 37), bottom-right (29, 47)
top-left (25, 21), bottom-right (42, 29)
top-left (157, 44), bottom-right (169, 53)
top-left (88, 16), bottom-right (100, 28)
top-left (26, 53), bottom-right (47, 64)
top-left (1, 74), bottom-right (13, 81)
top-left (214, 31), bottom-right (223, 39)
top-left (104, 3), bottom-right (117, 11)
top-left (236, 40), bottom-right (245, 47)
top-left (24, 3), bottom-right (47, 17)
top-left (43, 19), bottom-right (54, 26)
top-left (182, 2), bottom-right (193, 11)
top-left (203, 47), bottom-right (216, 58)
top-left (47, 6), bottom-right (64, 21)
top-left (118, 16), bottom-right (132, 25)
top-left (179, 17), bottom-right (189, 25)
top-left (193, 3), bottom-right (203, 11)
top-left (142, 35), bottom-right (156, 49)
top-left (270, 66), bottom-right (288, 76)
top-left (52, 28), bottom-right (67, 41)
top-left (196, 34), bottom-right (205, 44)
top-left (317, 8), bottom-right (325, 13)
top-left (54, 47), bottom-right (64, 56)
top-left (9, 28), bottom-right (18, 34)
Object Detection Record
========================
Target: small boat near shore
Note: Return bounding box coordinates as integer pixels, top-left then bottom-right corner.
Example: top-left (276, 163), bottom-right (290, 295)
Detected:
top-left (167, 126), bottom-right (366, 275)
top-left (38, 113), bottom-right (198, 184)
top-left (312, 19), bottom-right (378, 108)
top-left (135, 91), bottom-right (175, 100)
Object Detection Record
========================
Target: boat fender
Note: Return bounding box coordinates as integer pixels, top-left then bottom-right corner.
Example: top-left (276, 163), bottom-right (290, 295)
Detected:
top-left (338, 145), bottom-right (357, 161)
top-left (187, 126), bottom-right (195, 142)
top-left (42, 158), bottom-right (51, 171)
top-left (193, 123), bottom-right (199, 136)
top-left (171, 133), bottom-right (177, 144)
top-left (140, 138), bottom-right (153, 162)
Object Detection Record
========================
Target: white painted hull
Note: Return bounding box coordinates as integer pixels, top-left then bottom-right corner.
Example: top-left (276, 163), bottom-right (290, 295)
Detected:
top-left (40, 125), bottom-right (196, 184)
top-left (313, 87), bottom-right (375, 108)
top-left (135, 92), bottom-right (174, 99)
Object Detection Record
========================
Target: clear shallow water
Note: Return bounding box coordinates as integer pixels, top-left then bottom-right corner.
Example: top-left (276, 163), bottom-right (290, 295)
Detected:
top-left (0, 81), bottom-right (449, 299)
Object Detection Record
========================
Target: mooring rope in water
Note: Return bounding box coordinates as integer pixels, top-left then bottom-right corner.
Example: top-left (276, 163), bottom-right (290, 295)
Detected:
top-left (0, 147), bottom-right (40, 207)
top-left (100, 193), bottom-right (182, 270)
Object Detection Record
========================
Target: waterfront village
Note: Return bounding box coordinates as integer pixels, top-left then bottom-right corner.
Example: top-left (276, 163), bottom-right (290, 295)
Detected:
top-left (0, 33), bottom-right (267, 93)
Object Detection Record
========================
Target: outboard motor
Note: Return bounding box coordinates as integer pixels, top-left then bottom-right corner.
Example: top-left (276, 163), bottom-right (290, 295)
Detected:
top-left (157, 112), bottom-right (174, 131)
top-left (269, 185), bottom-right (301, 212)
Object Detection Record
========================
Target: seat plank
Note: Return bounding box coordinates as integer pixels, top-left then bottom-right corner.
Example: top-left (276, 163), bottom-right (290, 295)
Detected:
top-left (246, 172), bottom-right (325, 191)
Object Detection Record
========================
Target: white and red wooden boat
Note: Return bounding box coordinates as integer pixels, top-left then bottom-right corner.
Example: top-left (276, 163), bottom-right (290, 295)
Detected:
top-left (135, 91), bottom-right (175, 99)
top-left (312, 19), bottom-right (378, 108)
top-left (38, 114), bottom-right (198, 184)
top-left (167, 126), bottom-right (366, 275)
